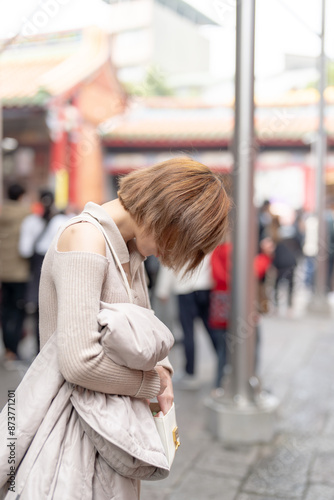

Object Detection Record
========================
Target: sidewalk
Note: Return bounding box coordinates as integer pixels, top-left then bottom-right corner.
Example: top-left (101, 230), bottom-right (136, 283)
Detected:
top-left (1, 292), bottom-right (334, 499)
top-left (141, 294), bottom-right (334, 500)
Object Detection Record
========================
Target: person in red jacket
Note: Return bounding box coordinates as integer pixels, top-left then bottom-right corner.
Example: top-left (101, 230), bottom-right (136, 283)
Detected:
top-left (210, 237), bottom-right (274, 388)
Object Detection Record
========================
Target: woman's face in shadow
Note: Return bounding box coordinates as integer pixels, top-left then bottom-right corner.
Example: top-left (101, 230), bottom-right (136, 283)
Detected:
top-left (133, 225), bottom-right (159, 259)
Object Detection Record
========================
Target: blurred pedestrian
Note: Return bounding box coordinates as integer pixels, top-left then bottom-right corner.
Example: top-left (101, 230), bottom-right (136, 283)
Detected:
top-left (325, 205), bottom-right (334, 291)
top-left (269, 215), bottom-right (297, 311)
top-left (155, 254), bottom-right (221, 389)
top-left (144, 255), bottom-right (160, 307)
top-left (279, 209), bottom-right (304, 262)
top-left (258, 199), bottom-right (272, 247)
top-left (292, 209), bottom-right (306, 259)
top-left (302, 213), bottom-right (317, 290)
top-left (302, 208), bottom-right (334, 292)
top-left (0, 183), bottom-right (30, 362)
top-left (209, 236), bottom-right (274, 388)
top-left (209, 238), bottom-right (232, 388)
top-left (19, 190), bottom-right (71, 352)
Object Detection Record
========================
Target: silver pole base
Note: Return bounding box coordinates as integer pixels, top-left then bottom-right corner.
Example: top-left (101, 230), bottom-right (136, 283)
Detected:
top-left (204, 392), bottom-right (279, 444)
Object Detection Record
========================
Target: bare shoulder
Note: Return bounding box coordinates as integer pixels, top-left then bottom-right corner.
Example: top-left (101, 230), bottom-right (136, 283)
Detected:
top-left (57, 222), bottom-right (106, 256)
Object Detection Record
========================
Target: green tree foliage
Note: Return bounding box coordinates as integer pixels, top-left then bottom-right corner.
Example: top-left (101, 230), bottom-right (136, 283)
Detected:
top-left (123, 65), bottom-right (174, 97)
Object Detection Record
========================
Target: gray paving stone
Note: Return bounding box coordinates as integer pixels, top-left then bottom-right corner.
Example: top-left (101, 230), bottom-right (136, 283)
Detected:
top-left (242, 474), bottom-right (306, 498)
top-left (310, 452), bottom-right (334, 486)
top-left (195, 444), bottom-right (258, 478)
top-left (169, 470), bottom-right (239, 500)
top-left (292, 434), bottom-right (334, 455)
top-left (277, 405), bottom-right (327, 435)
top-left (141, 435), bottom-right (209, 495)
top-left (304, 484), bottom-right (334, 500)
top-left (275, 362), bottom-right (332, 435)
top-left (139, 486), bottom-right (168, 500)
top-left (324, 414), bottom-right (334, 435)
top-left (257, 433), bottom-right (313, 461)
top-left (237, 494), bottom-right (301, 500)
top-left (242, 440), bottom-right (311, 498)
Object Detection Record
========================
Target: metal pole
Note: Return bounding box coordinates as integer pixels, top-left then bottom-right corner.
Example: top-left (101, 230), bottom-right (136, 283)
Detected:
top-left (228, 0), bottom-right (257, 402)
top-left (314, 0), bottom-right (328, 302)
top-left (0, 98), bottom-right (3, 210)
top-left (204, 0), bottom-right (278, 442)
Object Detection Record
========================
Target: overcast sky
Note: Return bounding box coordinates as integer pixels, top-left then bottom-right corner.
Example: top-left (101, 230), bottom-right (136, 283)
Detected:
top-left (185, 0), bottom-right (334, 78)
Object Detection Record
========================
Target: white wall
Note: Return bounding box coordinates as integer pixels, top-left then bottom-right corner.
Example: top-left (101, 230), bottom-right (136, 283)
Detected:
top-left (152, 2), bottom-right (210, 76)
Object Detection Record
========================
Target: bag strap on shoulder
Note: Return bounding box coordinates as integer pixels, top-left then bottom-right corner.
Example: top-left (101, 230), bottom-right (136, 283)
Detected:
top-left (67, 215), bottom-right (133, 304)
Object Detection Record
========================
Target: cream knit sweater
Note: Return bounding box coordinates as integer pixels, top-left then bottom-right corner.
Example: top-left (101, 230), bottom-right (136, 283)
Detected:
top-left (39, 202), bottom-right (172, 399)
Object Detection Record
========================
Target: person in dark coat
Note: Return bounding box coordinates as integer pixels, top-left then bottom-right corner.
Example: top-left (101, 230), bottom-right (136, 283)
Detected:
top-left (0, 184), bottom-right (30, 361)
top-left (270, 215), bottom-right (297, 309)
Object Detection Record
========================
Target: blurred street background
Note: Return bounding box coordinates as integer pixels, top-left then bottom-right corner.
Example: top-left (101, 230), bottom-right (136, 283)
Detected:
top-left (1, 0), bottom-right (334, 498)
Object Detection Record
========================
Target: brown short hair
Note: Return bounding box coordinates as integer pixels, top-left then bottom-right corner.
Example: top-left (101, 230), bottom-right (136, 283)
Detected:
top-left (118, 157), bottom-right (231, 274)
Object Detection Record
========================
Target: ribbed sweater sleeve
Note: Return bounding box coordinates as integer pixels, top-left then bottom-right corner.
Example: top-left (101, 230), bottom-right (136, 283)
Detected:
top-left (52, 251), bottom-right (161, 398)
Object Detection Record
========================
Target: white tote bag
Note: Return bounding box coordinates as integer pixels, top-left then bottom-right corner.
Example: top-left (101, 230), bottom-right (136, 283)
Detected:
top-left (150, 402), bottom-right (180, 467)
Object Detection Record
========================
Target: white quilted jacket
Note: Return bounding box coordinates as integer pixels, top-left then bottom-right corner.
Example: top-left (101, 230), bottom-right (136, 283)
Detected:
top-left (0, 303), bottom-right (174, 500)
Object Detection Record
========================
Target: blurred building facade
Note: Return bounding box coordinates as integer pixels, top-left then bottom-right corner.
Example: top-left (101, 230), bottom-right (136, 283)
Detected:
top-left (1, 27), bottom-right (126, 209)
top-left (0, 0), bottom-right (216, 208)
top-left (108, 0), bottom-right (215, 90)
top-left (102, 89), bottom-right (334, 212)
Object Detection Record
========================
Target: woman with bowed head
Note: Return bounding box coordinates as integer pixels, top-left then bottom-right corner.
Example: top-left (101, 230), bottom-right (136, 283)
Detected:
top-left (0, 157), bottom-right (231, 500)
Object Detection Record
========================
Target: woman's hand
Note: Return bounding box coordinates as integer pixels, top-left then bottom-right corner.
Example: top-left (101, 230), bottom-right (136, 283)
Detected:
top-left (155, 365), bottom-right (174, 414)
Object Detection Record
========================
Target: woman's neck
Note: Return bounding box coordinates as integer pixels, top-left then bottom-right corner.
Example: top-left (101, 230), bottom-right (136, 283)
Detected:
top-left (102, 199), bottom-right (135, 243)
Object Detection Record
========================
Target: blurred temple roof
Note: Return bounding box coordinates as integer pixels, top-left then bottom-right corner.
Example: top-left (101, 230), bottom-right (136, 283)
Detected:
top-left (101, 97), bottom-right (233, 148)
top-left (0, 27), bottom-right (114, 107)
top-left (101, 91), bottom-right (334, 149)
